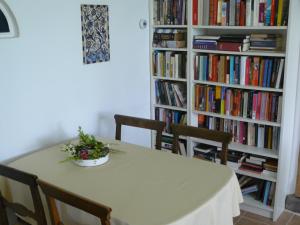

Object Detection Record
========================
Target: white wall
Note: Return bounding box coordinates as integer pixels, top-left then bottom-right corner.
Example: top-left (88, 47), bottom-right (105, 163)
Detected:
top-left (0, 0), bottom-right (150, 162)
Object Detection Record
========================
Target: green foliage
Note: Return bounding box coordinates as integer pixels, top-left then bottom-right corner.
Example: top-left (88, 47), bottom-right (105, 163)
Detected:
top-left (62, 127), bottom-right (109, 161)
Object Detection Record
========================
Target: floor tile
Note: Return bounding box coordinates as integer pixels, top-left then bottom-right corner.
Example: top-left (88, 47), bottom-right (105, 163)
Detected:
top-left (244, 211), bottom-right (293, 225)
top-left (288, 215), bottom-right (300, 225)
top-left (237, 217), bottom-right (268, 225)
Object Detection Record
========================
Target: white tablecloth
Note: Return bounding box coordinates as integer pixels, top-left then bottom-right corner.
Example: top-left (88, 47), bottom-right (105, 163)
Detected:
top-left (1, 138), bottom-right (243, 225)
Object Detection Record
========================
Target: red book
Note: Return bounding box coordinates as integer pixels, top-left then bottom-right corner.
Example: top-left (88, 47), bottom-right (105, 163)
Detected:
top-left (239, 0), bottom-right (246, 26)
top-left (245, 57), bottom-right (251, 85)
top-left (217, 42), bottom-right (243, 52)
top-left (213, 0), bottom-right (218, 25)
top-left (270, 0), bottom-right (276, 26)
top-left (211, 55), bottom-right (218, 82)
top-left (252, 57), bottom-right (260, 86)
top-left (193, 0), bottom-right (198, 25)
top-left (209, 0), bottom-right (214, 25)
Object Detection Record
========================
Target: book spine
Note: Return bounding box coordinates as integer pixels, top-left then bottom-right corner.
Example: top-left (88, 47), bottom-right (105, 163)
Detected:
top-left (193, 0), bottom-right (198, 25)
top-left (229, 0), bottom-right (236, 25)
top-left (246, 0), bottom-right (252, 26)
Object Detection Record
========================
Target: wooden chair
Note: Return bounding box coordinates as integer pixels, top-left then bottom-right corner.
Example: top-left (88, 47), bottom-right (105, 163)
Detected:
top-left (37, 179), bottom-right (112, 225)
top-left (114, 114), bottom-right (166, 150)
top-left (0, 164), bottom-right (47, 225)
top-left (170, 124), bottom-right (233, 165)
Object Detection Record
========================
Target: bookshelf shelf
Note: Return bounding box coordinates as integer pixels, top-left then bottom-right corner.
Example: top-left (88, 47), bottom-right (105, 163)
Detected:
top-left (192, 49), bottom-right (286, 57)
top-left (153, 47), bottom-right (188, 52)
top-left (193, 110), bottom-right (281, 127)
top-left (232, 167), bottom-right (277, 183)
top-left (153, 76), bottom-right (187, 82)
top-left (150, 0), bottom-right (299, 220)
top-left (190, 137), bottom-right (278, 159)
top-left (154, 104), bottom-right (187, 112)
top-left (153, 25), bottom-right (188, 28)
top-left (192, 25), bottom-right (288, 30)
top-left (241, 195), bottom-right (274, 217)
top-left (192, 80), bottom-right (283, 93)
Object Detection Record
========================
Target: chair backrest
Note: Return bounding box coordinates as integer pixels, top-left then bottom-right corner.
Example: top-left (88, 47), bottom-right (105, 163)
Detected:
top-left (114, 114), bottom-right (166, 150)
top-left (37, 179), bottom-right (112, 225)
top-left (170, 124), bottom-right (232, 165)
top-left (0, 164), bottom-right (47, 225)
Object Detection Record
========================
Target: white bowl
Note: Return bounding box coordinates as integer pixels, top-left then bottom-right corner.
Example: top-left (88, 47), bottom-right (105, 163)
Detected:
top-left (72, 154), bottom-right (109, 167)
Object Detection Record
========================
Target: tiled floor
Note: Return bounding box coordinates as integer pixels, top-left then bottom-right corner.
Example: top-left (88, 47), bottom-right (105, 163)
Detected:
top-left (234, 211), bottom-right (300, 225)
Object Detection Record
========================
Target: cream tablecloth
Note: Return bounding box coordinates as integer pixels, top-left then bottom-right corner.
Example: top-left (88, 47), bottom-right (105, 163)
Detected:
top-left (1, 138), bottom-right (243, 225)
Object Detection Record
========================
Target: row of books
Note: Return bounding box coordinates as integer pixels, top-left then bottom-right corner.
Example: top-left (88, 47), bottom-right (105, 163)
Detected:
top-left (153, 51), bottom-right (187, 78)
top-left (238, 175), bottom-right (276, 206)
top-left (194, 54), bottom-right (284, 88)
top-left (153, 0), bottom-right (187, 25)
top-left (193, 35), bottom-right (250, 52)
top-left (194, 85), bottom-right (282, 122)
top-left (155, 80), bottom-right (187, 107)
top-left (161, 135), bottom-right (187, 156)
top-left (153, 29), bottom-right (187, 48)
top-left (155, 108), bottom-right (187, 133)
top-left (192, 0), bottom-right (289, 27)
top-left (198, 115), bottom-right (280, 149)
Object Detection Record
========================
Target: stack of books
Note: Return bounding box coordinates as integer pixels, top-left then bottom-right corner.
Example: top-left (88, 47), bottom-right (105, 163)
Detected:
top-left (193, 35), bottom-right (250, 52)
top-left (153, 51), bottom-right (187, 78)
top-left (155, 80), bottom-right (186, 107)
top-left (250, 34), bottom-right (282, 51)
top-left (192, 0), bottom-right (289, 26)
top-left (153, 29), bottom-right (187, 48)
top-left (194, 85), bottom-right (283, 123)
top-left (238, 175), bottom-right (276, 206)
top-left (197, 115), bottom-right (280, 149)
top-left (193, 143), bottom-right (219, 162)
top-left (153, 0), bottom-right (187, 25)
top-left (155, 108), bottom-right (187, 133)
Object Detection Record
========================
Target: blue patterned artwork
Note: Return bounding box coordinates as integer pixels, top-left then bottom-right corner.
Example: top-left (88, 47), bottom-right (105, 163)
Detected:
top-left (81, 5), bottom-right (110, 64)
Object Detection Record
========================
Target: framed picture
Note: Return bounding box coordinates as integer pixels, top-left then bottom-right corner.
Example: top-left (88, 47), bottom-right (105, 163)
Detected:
top-left (81, 5), bottom-right (110, 64)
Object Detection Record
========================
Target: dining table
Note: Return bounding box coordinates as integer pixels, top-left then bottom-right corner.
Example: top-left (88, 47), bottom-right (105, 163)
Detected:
top-left (0, 137), bottom-right (243, 225)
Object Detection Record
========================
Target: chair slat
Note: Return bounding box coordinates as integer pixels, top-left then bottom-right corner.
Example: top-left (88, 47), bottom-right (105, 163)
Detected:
top-left (114, 114), bottom-right (166, 150)
top-left (171, 124), bottom-right (232, 165)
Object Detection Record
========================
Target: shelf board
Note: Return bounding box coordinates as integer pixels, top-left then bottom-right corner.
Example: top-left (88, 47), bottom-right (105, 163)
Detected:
top-left (193, 80), bottom-right (283, 92)
top-left (193, 25), bottom-right (288, 30)
top-left (153, 25), bottom-right (188, 28)
top-left (192, 49), bottom-right (285, 57)
top-left (190, 137), bottom-right (278, 159)
top-left (154, 104), bottom-right (187, 112)
top-left (153, 47), bottom-right (188, 52)
top-left (242, 195), bottom-right (274, 212)
top-left (232, 167), bottom-right (277, 182)
top-left (153, 76), bottom-right (187, 82)
top-left (193, 110), bottom-right (281, 127)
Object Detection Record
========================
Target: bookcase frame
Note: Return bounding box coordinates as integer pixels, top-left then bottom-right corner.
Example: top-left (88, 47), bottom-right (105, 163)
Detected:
top-left (149, 0), bottom-right (300, 221)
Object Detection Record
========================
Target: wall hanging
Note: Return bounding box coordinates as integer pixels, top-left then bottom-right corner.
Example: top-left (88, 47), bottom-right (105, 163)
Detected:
top-left (0, 0), bottom-right (18, 38)
top-left (81, 5), bottom-right (110, 64)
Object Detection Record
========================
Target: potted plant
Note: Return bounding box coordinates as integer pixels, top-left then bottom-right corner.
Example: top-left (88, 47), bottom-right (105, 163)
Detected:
top-left (62, 127), bottom-right (109, 167)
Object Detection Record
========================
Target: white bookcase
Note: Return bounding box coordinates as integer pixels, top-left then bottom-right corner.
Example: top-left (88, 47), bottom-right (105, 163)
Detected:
top-left (149, 0), bottom-right (300, 221)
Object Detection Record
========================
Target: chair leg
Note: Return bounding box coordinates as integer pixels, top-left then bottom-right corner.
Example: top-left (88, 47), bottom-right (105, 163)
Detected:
top-left (0, 198), bottom-right (9, 225)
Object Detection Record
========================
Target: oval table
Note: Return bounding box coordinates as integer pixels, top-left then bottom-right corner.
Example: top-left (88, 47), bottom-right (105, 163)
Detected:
top-left (2, 138), bottom-right (243, 225)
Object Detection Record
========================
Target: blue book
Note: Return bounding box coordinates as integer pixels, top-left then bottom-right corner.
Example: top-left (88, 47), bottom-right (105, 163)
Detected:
top-left (230, 56), bottom-right (235, 84)
top-left (267, 59), bottom-right (273, 87)
top-left (263, 60), bottom-right (269, 87)
top-left (265, 0), bottom-right (272, 26)
top-left (263, 181), bottom-right (272, 205)
top-left (203, 56), bottom-right (208, 81)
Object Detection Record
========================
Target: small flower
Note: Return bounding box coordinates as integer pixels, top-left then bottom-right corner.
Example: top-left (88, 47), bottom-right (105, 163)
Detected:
top-left (80, 150), bottom-right (89, 160)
